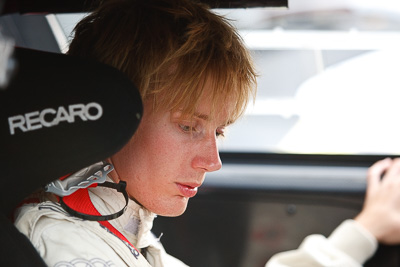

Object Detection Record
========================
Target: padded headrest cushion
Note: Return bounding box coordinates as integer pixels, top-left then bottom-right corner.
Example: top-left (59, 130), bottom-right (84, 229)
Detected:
top-left (0, 47), bottom-right (142, 213)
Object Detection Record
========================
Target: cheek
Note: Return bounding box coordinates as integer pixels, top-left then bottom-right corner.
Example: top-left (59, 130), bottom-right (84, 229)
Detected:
top-left (146, 122), bottom-right (188, 160)
top-left (130, 121), bottom-right (182, 175)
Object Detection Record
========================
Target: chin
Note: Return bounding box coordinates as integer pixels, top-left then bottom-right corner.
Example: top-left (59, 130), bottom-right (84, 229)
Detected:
top-left (156, 199), bottom-right (189, 217)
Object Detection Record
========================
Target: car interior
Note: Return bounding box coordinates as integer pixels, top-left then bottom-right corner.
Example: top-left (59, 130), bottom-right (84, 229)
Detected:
top-left (1, 0), bottom-right (400, 267)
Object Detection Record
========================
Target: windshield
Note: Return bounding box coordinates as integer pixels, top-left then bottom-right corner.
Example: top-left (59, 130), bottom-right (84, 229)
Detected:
top-left (214, 0), bottom-right (400, 155)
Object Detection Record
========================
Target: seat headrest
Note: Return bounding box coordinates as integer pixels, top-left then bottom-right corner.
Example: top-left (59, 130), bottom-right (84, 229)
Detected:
top-left (0, 47), bottom-right (142, 213)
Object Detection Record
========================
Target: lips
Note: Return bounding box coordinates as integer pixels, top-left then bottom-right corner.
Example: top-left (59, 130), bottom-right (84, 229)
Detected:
top-left (176, 183), bottom-right (200, 198)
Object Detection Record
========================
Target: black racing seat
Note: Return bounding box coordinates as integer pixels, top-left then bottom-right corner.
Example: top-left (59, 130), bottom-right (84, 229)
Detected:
top-left (0, 47), bottom-right (142, 266)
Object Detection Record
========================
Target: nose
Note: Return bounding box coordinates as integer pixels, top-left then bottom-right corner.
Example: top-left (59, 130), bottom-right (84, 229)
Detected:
top-left (192, 135), bottom-right (222, 172)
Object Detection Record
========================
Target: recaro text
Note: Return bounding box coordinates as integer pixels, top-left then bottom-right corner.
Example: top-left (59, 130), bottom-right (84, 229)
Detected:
top-left (8, 102), bottom-right (103, 135)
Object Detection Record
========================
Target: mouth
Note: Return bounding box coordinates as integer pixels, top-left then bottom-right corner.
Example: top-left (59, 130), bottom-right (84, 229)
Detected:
top-left (176, 182), bottom-right (200, 198)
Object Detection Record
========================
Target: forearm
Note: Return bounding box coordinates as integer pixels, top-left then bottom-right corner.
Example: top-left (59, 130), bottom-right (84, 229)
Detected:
top-left (265, 220), bottom-right (377, 267)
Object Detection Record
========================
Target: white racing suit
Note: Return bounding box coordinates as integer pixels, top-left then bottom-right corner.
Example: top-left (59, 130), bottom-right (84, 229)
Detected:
top-left (15, 175), bottom-right (377, 267)
top-left (265, 219), bottom-right (378, 267)
top-left (14, 178), bottom-right (188, 267)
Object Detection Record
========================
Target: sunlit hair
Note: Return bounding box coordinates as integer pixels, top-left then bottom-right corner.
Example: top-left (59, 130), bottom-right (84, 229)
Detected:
top-left (68, 0), bottom-right (257, 125)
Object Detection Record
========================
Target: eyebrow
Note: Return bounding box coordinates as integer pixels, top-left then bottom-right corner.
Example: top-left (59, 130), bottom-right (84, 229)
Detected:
top-left (194, 112), bottom-right (209, 121)
top-left (194, 112), bottom-right (233, 127)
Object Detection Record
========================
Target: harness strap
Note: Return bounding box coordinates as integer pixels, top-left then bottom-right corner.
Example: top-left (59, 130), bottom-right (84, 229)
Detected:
top-left (60, 181), bottom-right (129, 221)
top-left (61, 184), bottom-right (139, 255)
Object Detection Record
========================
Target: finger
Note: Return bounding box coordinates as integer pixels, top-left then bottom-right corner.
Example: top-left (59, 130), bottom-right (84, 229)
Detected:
top-left (367, 158), bottom-right (392, 189)
top-left (383, 158), bottom-right (400, 178)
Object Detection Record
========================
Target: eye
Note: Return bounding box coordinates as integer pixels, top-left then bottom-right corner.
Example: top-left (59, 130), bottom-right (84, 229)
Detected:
top-left (179, 123), bottom-right (195, 133)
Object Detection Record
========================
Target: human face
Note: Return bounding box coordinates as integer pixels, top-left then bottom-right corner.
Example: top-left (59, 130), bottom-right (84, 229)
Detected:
top-left (108, 89), bottom-right (229, 216)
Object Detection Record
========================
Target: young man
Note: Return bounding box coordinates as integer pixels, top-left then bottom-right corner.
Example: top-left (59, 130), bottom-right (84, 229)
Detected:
top-left (14, 0), bottom-right (257, 266)
top-left (13, 0), bottom-right (400, 266)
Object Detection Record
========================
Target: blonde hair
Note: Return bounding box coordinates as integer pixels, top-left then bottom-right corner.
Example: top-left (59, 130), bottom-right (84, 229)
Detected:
top-left (68, 0), bottom-right (257, 124)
